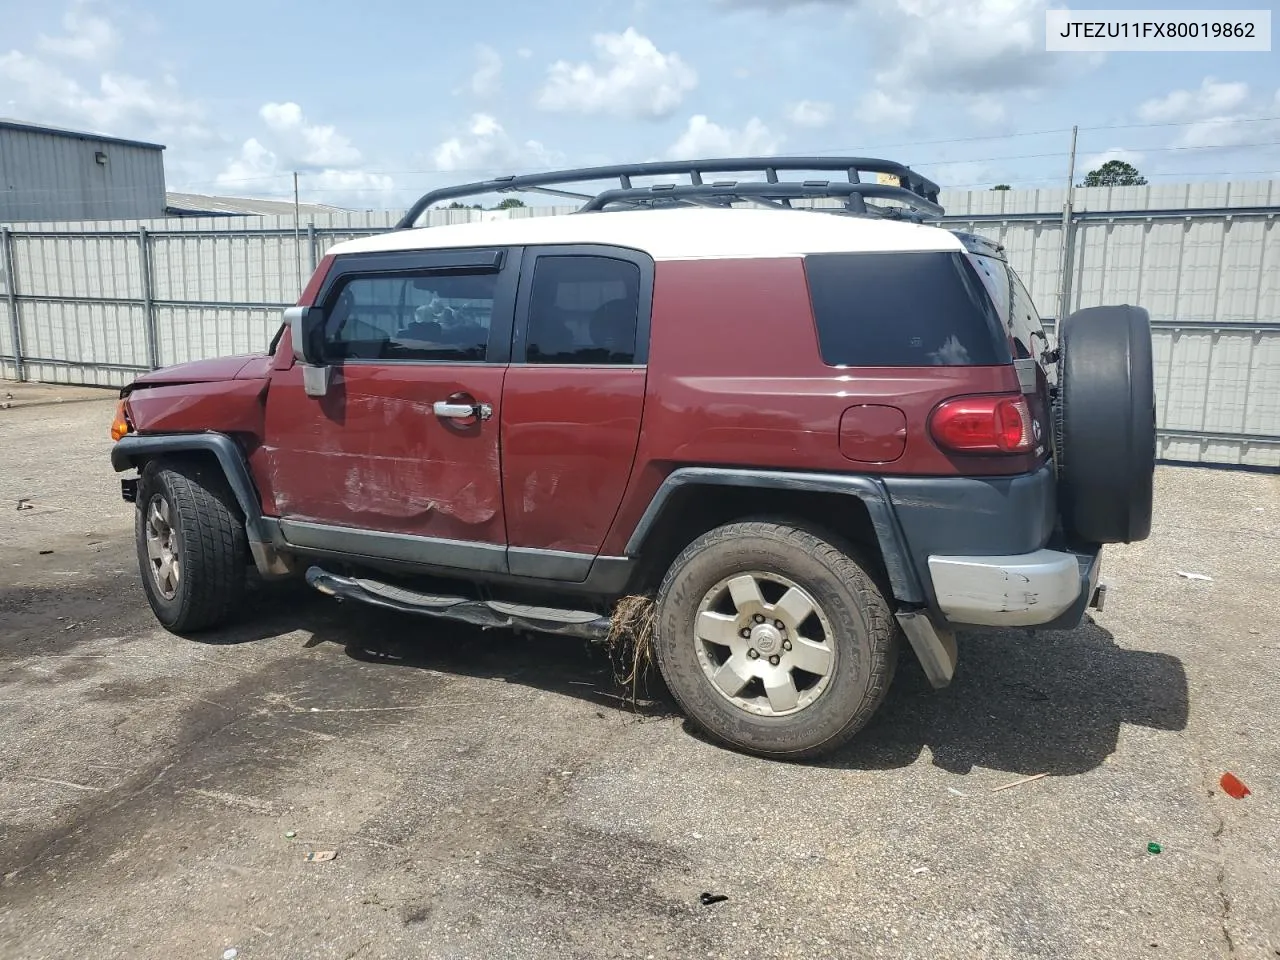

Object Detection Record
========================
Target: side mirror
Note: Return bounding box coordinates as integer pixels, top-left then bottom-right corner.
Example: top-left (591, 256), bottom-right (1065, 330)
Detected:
top-left (283, 305), bottom-right (332, 397)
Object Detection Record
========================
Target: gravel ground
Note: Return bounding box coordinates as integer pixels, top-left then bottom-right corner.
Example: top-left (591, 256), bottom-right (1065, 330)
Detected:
top-left (0, 385), bottom-right (1276, 960)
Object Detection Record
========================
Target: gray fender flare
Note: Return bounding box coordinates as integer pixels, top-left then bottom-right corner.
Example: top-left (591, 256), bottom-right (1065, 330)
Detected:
top-left (622, 467), bottom-right (925, 605)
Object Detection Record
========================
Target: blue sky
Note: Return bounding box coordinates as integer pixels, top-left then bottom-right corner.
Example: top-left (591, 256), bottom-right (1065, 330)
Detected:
top-left (1, 0), bottom-right (1278, 209)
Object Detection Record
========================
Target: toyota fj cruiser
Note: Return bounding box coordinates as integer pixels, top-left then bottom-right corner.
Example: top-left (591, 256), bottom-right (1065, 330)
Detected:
top-left (108, 157), bottom-right (1156, 760)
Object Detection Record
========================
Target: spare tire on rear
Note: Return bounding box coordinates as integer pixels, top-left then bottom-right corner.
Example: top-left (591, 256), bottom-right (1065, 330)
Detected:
top-left (1054, 304), bottom-right (1156, 545)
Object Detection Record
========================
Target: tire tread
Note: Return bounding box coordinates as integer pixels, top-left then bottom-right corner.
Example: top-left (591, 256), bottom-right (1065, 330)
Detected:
top-left (137, 459), bottom-right (247, 633)
top-left (654, 519), bottom-right (898, 760)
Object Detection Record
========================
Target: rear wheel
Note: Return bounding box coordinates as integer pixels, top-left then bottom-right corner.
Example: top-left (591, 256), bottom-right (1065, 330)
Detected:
top-left (1055, 304), bottom-right (1156, 544)
top-left (652, 519), bottom-right (898, 760)
top-left (134, 459), bottom-right (248, 633)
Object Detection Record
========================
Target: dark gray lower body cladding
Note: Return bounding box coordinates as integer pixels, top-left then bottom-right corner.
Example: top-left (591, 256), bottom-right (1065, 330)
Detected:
top-left (305, 567), bottom-right (614, 642)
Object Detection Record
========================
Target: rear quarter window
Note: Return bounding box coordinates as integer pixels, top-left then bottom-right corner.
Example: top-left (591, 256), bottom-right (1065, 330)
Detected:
top-left (803, 251), bottom-right (1011, 367)
top-left (966, 251), bottom-right (1048, 362)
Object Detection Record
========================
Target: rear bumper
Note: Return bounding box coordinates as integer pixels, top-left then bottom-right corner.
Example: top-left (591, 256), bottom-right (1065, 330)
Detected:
top-left (927, 546), bottom-right (1103, 629)
top-left (882, 465), bottom-right (1104, 630)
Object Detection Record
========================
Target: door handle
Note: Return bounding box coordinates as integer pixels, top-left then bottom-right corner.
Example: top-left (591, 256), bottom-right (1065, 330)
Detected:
top-left (433, 400), bottom-right (493, 421)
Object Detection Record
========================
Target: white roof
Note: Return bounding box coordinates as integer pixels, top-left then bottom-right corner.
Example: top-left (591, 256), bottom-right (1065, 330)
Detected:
top-left (325, 206), bottom-right (964, 262)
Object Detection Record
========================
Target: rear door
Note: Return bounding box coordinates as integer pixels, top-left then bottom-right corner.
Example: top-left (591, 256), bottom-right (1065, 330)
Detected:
top-left (262, 247), bottom-right (519, 570)
top-left (499, 245), bottom-right (653, 579)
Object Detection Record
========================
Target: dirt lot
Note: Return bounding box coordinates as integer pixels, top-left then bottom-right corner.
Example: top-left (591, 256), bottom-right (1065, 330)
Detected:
top-left (1, 385), bottom-right (1277, 960)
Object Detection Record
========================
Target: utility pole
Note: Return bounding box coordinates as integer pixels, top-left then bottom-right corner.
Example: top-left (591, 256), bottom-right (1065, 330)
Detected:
top-left (1057, 125), bottom-right (1079, 324)
top-left (293, 171), bottom-right (302, 292)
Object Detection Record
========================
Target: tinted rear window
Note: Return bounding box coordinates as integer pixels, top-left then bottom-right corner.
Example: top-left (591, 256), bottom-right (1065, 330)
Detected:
top-left (803, 252), bottom-right (1011, 367)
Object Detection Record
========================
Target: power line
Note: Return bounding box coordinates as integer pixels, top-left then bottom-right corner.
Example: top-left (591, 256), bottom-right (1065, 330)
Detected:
top-left (790, 113), bottom-right (1280, 155)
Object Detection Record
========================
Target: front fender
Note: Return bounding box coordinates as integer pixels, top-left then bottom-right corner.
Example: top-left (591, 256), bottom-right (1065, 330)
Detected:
top-left (111, 432), bottom-right (271, 546)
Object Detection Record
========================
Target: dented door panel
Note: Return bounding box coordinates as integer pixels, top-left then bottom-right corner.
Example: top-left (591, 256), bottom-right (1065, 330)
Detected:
top-left (261, 362), bottom-right (507, 542)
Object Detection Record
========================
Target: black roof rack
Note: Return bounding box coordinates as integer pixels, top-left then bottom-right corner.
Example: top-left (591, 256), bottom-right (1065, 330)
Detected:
top-left (396, 156), bottom-right (944, 229)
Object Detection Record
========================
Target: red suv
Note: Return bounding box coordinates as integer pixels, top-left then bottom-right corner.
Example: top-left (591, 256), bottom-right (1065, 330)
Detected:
top-left (109, 158), bottom-right (1155, 760)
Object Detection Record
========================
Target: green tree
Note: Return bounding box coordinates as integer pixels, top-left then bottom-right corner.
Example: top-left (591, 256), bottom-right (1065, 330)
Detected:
top-left (1080, 160), bottom-right (1148, 187)
top-left (494, 197), bottom-right (526, 209)
top-left (991, 184), bottom-right (1012, 190)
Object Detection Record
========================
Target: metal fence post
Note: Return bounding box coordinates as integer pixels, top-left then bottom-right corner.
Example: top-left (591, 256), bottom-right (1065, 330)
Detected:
top-left (1, 227), bottom-right (25, 382)
top-left (138, 226), bottom-right (159, 369)
top-left (307, 222), bottom-right (317, 274)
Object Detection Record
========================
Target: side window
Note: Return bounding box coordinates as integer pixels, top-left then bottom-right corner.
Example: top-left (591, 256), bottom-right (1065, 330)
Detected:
top-left (966, 252), bottom-right (1012, 330)
top-left (525, 255), bottom-right (641, 364)
top-left (323, 270), bottom-right (498, 362)
top-left (1008, 270), bottom-right (1047, 361)
top-left (965, 253), bottom-right (1044, 361)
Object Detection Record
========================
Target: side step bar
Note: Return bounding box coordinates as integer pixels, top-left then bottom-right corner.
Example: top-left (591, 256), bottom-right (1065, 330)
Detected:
top-left (305, 567), bottom-right (614, 642)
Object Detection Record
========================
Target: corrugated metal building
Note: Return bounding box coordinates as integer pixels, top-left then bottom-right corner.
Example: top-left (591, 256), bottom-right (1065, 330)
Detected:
top-left (164, 192), bottom-right (354, 218)
top-left (0, 119), bottom-right (166, 222)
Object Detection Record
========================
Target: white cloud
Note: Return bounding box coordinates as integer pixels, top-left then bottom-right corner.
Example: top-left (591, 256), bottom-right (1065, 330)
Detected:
top-left (966, 94), bottom-right (1006, 125)
top-left (786, 99), bottom-right (833, 128)
top-left (0, 50), bottom-right (83, 107)
top-left (1175, 117), bottom-right (1274, 150)
top-left (745, 0), bottom-right (1093, 127)
top-left (1135, 77), bottom-right (1280, 150)
top-left (1081, 148), bottom-right (1144, 173)
top-left (467, 44), bottom-right (502, 98)
top-left (431, 113), bottom-right (558, 172)
top-left (2, 6), bottom-right (398, 208)
top-left (258, 101), bottom-right (363, 168)
top-left (926, 160), bottom-right (1004, 189)
top-left (857, 88), bottom-right (913, 127)
top-left (718, 0), bottom-right (858, 8)
top-left (666, 115), bottom-right (781, 158)
top-left (0, 49), bottom-right (211, 144)
top-left (36, 4), bottom-right (117, 62)
top-left (1138, 77), bottom-right (1250, 123)
top-left (537, 28), bottom-right (697, 120)
top-left (217, 136), bottom-right (394, 208)
top-left (869, 0), bottom-right (1061, 95)
top-left (216, 101), bottom-right (395, 207)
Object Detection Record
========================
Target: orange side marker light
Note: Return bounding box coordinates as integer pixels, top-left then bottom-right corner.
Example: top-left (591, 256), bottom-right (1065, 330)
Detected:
top-left (110, 400), bottom-right (131, 441)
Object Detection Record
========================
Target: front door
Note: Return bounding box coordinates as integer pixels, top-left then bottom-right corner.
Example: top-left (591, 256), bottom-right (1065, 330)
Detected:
top-left (262, 247), bottom-right (519, 572)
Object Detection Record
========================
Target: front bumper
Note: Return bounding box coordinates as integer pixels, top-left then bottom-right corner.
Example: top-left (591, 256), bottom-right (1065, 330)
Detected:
top-left (927, 546), bottom-right (1103, 629)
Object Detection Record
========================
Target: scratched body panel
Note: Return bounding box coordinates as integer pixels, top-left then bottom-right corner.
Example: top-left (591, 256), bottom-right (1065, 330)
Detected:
top-left (259, 362), bottom-right (507, 543)
top-left (500, 365), bottom-right (646, 555)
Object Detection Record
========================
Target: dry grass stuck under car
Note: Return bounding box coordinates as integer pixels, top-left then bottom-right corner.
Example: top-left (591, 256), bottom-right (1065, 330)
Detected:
top-left (604, 593), bottom-right (657, 704)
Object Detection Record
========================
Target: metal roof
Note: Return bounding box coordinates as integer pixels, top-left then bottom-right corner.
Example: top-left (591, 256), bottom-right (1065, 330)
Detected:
top-left (0, 117), bottom-right (166, 151)
top-left (165, 192), bottom-right (355, 217)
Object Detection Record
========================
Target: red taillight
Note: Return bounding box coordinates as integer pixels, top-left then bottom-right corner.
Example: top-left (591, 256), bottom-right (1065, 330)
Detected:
top-left (930, 394), bottom-right (1033, 454)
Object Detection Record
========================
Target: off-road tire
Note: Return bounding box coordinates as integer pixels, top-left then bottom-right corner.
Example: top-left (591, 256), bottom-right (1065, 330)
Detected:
top-left (652, 519), bottom-right (899, 760)
top-left (134, 458), bottom-right (248, 633)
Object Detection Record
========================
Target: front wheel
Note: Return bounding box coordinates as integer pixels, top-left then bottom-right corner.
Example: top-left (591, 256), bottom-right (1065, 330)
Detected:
top-left (134, 459), bottom-right (248, 633)
top-left (651, 519), bottom-right (899, 760)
